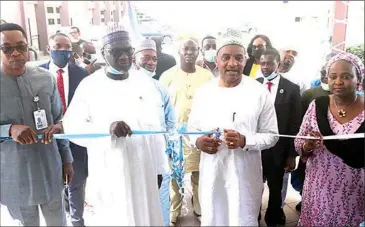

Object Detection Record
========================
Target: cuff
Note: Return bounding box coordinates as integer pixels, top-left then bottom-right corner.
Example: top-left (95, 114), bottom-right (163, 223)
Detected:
top-left (244, 135), bottom-right (255, 149)
top-left (0, 124), bottom-right (12, 137)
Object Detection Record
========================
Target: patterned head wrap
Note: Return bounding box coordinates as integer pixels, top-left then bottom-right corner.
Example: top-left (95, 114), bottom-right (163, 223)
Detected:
top-left (134, 39), bottom-right (156, 55)
top-left (216, 28), bottom-right (245, 53)
top-left (326, 52), bottom-right (364, 81)
top-left (102, 23), bottom-right (130, 47)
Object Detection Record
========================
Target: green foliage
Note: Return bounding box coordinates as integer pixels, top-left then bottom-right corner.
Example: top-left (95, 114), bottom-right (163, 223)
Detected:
top-left (346, 44), bottom-right (364, 64)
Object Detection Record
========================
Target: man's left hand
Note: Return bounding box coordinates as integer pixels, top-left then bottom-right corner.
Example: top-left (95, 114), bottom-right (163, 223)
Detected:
top-left (41, 123), bottom-right (63, 144)
top-left (223, 129), bottom-right (246, 149)
top-left (63, 163), bottom-right (73, 185)
top-left (284, 157), bottom-right (296, 173)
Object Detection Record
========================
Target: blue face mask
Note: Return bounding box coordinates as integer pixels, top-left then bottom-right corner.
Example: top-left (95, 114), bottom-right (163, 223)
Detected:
top-left (106, 66), bottom-right (123, 75)
top-left (50, 50), bottom-right (72, 68)
top-left (266, 71), bottom-right (278, 81)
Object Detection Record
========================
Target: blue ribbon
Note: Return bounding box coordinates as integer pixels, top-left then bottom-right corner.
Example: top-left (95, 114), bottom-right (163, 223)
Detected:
top-left (0, 124), bottom-right (221, 192)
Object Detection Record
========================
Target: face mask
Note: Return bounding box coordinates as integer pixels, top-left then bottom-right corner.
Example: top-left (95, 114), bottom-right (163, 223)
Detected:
top-left (105, 57), bottom-right (130, 75)
top-left (139, 66), bottom-right (156, 78)
top-left (51, 50), bottom-right (72, 68)
top-left (321, 82), bottom-right (329, 91)
top-left (266, 71), bottom-right (278, 81)
top-left (252, 49), bottom-right (264, 59)
top-left (204, 49), bottom-right (217, 63)
top-left (107, 66), bottom-right (124, 75)
top-left (76, 57), bottom-right (84, 66)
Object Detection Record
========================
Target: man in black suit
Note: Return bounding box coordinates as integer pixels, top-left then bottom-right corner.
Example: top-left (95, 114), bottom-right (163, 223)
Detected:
top-left (256, 48), bottom-right (302, 226)
top-left (151, 37), bottom-right (176, 80)
top-left (39, 33), bottom-right (89, 227)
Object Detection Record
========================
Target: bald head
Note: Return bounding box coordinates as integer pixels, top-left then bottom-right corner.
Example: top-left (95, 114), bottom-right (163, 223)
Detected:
top-left (81, 42), bottom-right (96, 55)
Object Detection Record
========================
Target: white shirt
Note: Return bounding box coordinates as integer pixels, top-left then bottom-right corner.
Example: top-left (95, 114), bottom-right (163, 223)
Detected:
top-left (49, 62), bottom-right (69, 106)
top-left (188, 76), bottom-right (278, 226)
top-left (263, 74), bottom-right (281, 102)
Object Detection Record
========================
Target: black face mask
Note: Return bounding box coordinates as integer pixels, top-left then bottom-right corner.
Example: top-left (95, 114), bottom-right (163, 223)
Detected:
top-left (252, 48), bottom-right (265, 59)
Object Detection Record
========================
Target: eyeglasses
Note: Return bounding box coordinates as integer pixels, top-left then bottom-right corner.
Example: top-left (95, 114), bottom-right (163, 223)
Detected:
top-left (252, 44), bottom-right (266, 50)
top-left (0, 44), bottom-right (28, 54)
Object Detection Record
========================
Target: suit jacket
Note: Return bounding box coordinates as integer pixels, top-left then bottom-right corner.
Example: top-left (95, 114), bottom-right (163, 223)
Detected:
top-left (243, 57), bottom-right (255, 76)
top-left (40, 62), bottom-right (89, 176)
top-left (257, 76), bottom-right (302, 166)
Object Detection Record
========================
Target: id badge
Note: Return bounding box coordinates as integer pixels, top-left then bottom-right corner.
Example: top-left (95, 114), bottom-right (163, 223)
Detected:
top-left (33, 109), bottom-right (48, 130)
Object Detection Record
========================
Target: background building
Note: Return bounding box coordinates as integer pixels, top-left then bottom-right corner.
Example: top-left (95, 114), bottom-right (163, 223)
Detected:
top-left (0, 1), bottom-right (126, 54)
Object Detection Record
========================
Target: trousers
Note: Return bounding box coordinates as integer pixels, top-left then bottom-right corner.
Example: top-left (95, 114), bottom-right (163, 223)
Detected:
top-left (64, 147), bottom-right (88, 226)
top-left (170, 171), bottom-right (200, 221)
top-left (6, 196), bottom-right (66, 226)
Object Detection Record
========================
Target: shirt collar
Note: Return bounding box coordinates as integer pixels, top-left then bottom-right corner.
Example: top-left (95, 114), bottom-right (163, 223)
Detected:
top-left (49, 61), bottom-right (69, 74)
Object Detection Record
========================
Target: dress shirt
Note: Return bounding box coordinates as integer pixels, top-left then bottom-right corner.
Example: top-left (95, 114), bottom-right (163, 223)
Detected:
top-left (49, 62), bottom-right (69, 106)
top-left (263, 74), bottom-right (281, 102)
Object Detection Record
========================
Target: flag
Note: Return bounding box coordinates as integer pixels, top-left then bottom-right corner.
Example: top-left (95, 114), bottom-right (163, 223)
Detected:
top-left (122, 1), bottom-right (144, 44)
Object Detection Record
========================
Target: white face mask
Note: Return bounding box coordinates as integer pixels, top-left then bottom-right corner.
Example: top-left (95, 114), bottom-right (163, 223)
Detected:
top-left (76, 58), bottom-right (84, 67)
top-left (321, 82), bottom-right (329, 91)
top-left (204, 49), bottom-right (217, 63)
top-left (139, 66), bottom-right (156, 78)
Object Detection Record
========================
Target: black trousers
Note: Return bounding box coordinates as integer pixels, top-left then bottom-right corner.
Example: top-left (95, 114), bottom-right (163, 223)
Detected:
top-left (296, 159), bottom-right (306, 196)
top-left (262, 151), bottom-right (285, 224)
top-left (158, 174), bottom-right (163, 189)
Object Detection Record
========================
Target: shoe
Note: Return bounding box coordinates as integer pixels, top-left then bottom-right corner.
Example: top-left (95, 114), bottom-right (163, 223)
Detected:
top-left (170, 216), bottom-right (178, 226)
top-left (296, 201), bottom-right (302, 211)
top-left (278, 210), bottom-right (286, 225)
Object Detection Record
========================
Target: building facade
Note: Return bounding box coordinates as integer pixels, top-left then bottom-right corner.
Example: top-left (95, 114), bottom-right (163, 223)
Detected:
top-left (0, 1), bottom-right (126, 53)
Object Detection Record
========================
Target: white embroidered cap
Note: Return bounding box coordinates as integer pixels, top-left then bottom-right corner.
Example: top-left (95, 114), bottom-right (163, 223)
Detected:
top-left (216, 28), bottom-right (245, 53)
top-left (134, 39), bottom-right (157, 55)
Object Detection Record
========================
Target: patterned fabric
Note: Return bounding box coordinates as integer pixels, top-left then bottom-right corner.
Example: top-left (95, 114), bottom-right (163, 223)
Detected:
top-left (326, 52), bottom-right (365, 82)
top-left (294, 101), bottom-right (364, 226)
top-left (216, 28), bottom-right (245, 53)
top-left (102, 23), bottom-right (130, 47)
top-left (56, 69), bottom-right (67, 114)
top-left (135, 39), bottom-right (156, 55)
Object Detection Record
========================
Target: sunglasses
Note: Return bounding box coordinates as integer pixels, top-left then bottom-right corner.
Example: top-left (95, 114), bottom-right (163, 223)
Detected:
top-left (0, 44), bottom-right (28, 54)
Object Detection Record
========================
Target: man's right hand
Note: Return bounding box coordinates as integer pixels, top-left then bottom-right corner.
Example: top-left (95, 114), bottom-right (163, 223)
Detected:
top-left (10, 124), bottom-right (38, 145)
top-left (196, 135), bottom-right (222, 155)
top-left (109, 121), bottom-right (132, 138)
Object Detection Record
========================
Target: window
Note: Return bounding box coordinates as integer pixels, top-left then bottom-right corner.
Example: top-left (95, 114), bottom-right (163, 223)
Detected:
top-left (295, 17), bottom-right (301, 22)
top-left (57, 18), bottom-right (61, 24)
top-left (101, 10), bottom-right (105, 15)
top-left (56, 7), bottom-right (60, 13)
top-left (47, 7), bottom-right (54, 13)
top-left (101, 18), bottom-right (105, 22)
top-left (48, 19), bottom-right (55, 25)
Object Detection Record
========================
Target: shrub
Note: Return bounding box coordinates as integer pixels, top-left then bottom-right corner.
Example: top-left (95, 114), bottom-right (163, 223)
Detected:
top-left (346, 44), bottom-right (364, 64)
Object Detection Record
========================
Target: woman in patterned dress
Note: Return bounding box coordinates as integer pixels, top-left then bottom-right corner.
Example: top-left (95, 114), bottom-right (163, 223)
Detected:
top-left (294, 52), bottom-right (364, 226)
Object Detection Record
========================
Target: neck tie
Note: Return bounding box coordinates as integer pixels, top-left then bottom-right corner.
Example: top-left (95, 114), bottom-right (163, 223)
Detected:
top-left (267, 81), bottom-right (273, 92)
top-left (56, 69), bottom-right (67, 114)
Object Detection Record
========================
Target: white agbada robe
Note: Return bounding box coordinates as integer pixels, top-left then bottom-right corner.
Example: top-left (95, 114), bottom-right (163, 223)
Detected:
top-left (133, 69), bottom-right (171, 175)
top-left (188, 76), bottom-right (279, 226)
top-left (62, 69), bottom-right (164, 226)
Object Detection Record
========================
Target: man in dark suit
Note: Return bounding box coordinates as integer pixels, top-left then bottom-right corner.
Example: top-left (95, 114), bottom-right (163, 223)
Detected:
top-left (256, 48), bottom-right (302, 226)
top-left (151, 37), bottom-right (176, 80)
top-left (40, 32), bottom-right (89, 227)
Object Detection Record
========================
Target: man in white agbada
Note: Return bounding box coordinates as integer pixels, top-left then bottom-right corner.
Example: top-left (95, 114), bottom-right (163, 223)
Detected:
top-left (188, 28), bottom-right (279, 226)
top-left (62, 24), bottom-right (164, 226)
top-left (132, 38), bottom-right (176, 189)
